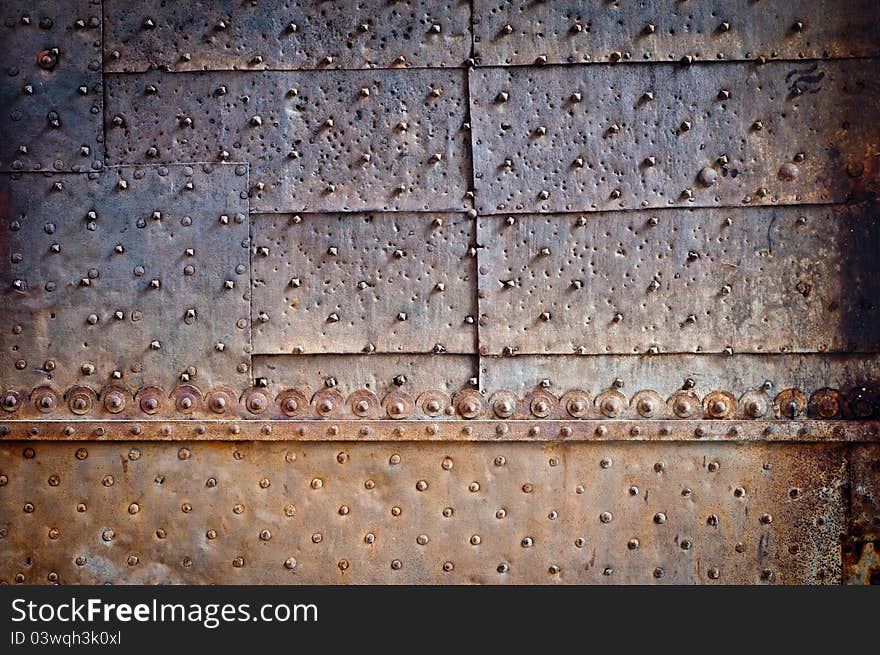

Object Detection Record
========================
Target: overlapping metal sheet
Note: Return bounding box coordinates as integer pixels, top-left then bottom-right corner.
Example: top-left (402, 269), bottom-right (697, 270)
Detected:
top-left (470, 60), bottom-right (880, 214)
top-left (104, 0), bottom-right (472, 72)
top-left (479, 353), bottom-right (880, 400)
top-left (476, 204), bottom-right (880, 355)
top-left (251, 212), bottom-right (477, 354)
top-left (473, 0), bottom-right (880, 66)
top-left (105, 69), bottom-right (473, 213)
top-left (252, 354), bottom-right (478, 398)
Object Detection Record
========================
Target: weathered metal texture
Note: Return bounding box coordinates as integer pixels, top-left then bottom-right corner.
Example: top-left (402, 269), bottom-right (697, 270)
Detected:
top-left (104, 70), bottom-right (472, 213)
top-left (0, 0), bottom-right (103, 172)
top-left (469, 60), bottom-right (880, 214)
top-left (104, 0), bottom-right (472, 72)
top-left (472, 0), bottom-right (880, 66)
top-left (0, 441), bottom-right (846, 584)
top-left (849, 445), bottom-right (880, 540)
top-left (844, 541), bottom-right (880, 585)
top-left (0, 165), bottom-right (252, 393)
top-left (252, 213), bottom-right (477, 354)
top-left (845, 444), bottom-right (880, 584)
top-left (252, 354), bottom-right (478, 398)
top-left (480, 353), bottom-right (880, 401)
top-left (0, 420), bottom-right (877, 444)
top-left (477, 204), bottom-right (880, 355)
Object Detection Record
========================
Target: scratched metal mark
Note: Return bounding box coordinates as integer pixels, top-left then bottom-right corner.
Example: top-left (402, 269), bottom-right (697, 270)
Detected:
top-left (105, 69), bottom-right (473, 213)
top-left (469, 60), bottom-right (880, 214)
top-left (473, 0), bottom-right (880, 66)
top-left (0, 0), bottom-right (103, 172)
top-left (476, 204), bottom-right (880, 355)
top-left (0, 441), bottom-right (846, 584)
top-left (104, 0), bottom-right (472, 72)
top-left (0, 165), bottom-right (252, 392)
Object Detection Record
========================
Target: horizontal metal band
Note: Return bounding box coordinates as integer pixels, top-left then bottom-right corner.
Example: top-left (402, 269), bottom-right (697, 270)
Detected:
top-left (0, 419), bottom-right (878, 442)
top-left (1, 382), bottom-right (876, 421)
top-left (0, 440), bottom-right (847, 584)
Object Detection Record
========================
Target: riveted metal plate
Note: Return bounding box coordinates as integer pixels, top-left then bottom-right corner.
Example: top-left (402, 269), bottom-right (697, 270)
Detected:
top-left (477, 205), bottom-right (880, 355)
top-left (469, 61), bottom-right (880, 214)
top-left (0, 0), bottom-right (103, 172)
top-left (253, 354), bottom-right (478, 398)
top-left (0, 440), bottom-right (845, 584)
top-left (104, 0), bottom-right (472, 72)
top-left (252, 212), bottom-right (477, 354)
top-left (105, 70), bottom-right (472, 213)
top-left (480, 353), bottom-right (880, 400)
top-left (0, 165), bottom-right (251, 392)
top-left (472, 0), bottom-right (880, 67)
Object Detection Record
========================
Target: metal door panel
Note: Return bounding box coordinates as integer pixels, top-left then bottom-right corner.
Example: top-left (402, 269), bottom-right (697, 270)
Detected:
top-left (470, 61), bottom-right (880, 214)
top-left (0, 0), bottom-right (103, 172)
top-left (473, 0), bottom-right (880, 66)
top-left (105, 69), bottom-right (472, 213)
top-left (0, 440), bottom-right (846, 585)
top-left (104, 0), bottom-right (472, 72)
top-left (476, 205), bottom-right (880, 355)
top-left (252, 212), bottom-right (477, 354)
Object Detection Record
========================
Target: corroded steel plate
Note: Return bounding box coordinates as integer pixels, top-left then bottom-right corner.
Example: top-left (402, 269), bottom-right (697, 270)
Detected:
top-left (480, 353), bottom-right (880, 403)
top-left (105, 70), bottom-right (472, 213)
top-left (0, 165), bottom-right (252, 392)
top-left (252, 212), bottom-right (477, 354)
top-left (104, 0), bottom-right (472, 72)
top-left (469, 60), bottom-right (880, 214)
top-left (0, 441), bottom-right (846, 584)
top-left (0, 0), bottom-right (103, 172)
top-left (252, 354), bottom-right (478, 399)
top-left (477, 205), bottom-right (880, 355)
top-left (473, 0), bottom-right (880, 66)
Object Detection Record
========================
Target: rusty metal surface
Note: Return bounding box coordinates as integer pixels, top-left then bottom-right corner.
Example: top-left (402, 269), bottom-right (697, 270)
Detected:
top-left (473, 0), bottom-right (880, 67)
top-left (104, 0), bottom-right (472, 72)
top-left (252, 354), bottom-right (478, 398)
top-left (0, 0), bottom-right (103, 172)
top-left (0, 165), bottom-right (252, 392)
top-left (844, 541), bottom-right (880, 584)
top-left (849, 444), bottom-right (880, 540)
top-left (0, 441), bottom-right (846, 584)
top-left (477, 204), bottom-right (880, 355)
top-left (252, 213), bottom-right (477, 354)
top-left (470, 60), bottom-right (880, 214)
top-left (105, 69), bottom-right (472, 213)
top-left (480, 353), bottom-right (880, 402)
